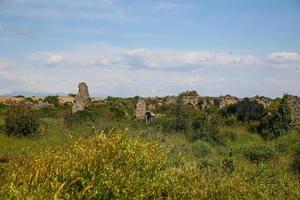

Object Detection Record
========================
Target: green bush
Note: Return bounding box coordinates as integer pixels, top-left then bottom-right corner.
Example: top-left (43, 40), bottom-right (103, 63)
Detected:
top-left (189, 114), bottom-right (223, 144)
top-left (222, 130), bottom-right (238, 142)
top-left (3, 105), bottom-right (40, 137)
top-left (192, 141), bottom-right (212, 158)
top-left (223, 115), bottom-right (238, 126)
top-left (258, 95), bottom-right (293, 139)
top-left (222, 158), bottom-right (235, 173)
top-left (244, 145), bottom-right (275, 164)
top-left (220, 104), bottom-right (237, 116)
top-left (292, 149), bottom-right (300, 173)
top-left (43, 95), bottom-right (59, 106)
top-left (64, 109), bottom-right (101, 127)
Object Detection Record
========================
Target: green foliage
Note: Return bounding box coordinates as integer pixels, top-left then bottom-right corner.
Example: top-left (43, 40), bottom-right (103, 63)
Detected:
top-left (64, 109), bottom-right (101, 127)
top-left (109, 102), bottom-right (127, 120)
top-left (3, 105), bottom-right (40, 137)
top-left (222, 158), bottom-right (235, 173)
top-left (189, 114), bottom-right (223, 144)
top-left (292, 148), bottom-right (300, 173)
top-left (1, 94), bottom-right (300, 199)
top-left (244, 145), bottom-right (275, 164)
top-left (258, 95), bottom-right (293, 139)
top-left (43, 95), bottom-right (59, 106)
top-left (220, 103), bottom-right (237, 116)
top-left (192, 141), bottom-right (212, 158)
top-left (179, 90), bottom-right (199, 97)
top-left (224, 114), bottom-right (238, 126)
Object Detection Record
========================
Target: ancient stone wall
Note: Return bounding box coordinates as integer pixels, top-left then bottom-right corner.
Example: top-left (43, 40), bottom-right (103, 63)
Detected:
top-left (135, 99), bottom-right (146, 119)
top-left (236, 97), bottom-right (265, 120)
top-left (287, 95), bottom-right (300, 128)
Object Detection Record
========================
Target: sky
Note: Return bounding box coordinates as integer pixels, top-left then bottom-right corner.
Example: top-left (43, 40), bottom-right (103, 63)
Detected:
top-left (0, 0), bottom-right (300, 98)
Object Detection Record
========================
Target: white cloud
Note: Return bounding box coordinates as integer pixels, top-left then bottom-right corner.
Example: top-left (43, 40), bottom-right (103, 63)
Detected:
top-left (1, 45), bottom-right (299, 97)
top-left (267, 52), bottom-right (300, 64)
top-left (28, 52), bottom-right (64, 66)
top-left (0, 58), bottom-right (10, 69)
top-left (28, 45), bottom-right (260, 70)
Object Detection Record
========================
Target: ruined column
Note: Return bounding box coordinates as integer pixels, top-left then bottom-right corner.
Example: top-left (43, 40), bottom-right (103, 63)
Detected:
top-left (72, 82), bottom-right (91, 113)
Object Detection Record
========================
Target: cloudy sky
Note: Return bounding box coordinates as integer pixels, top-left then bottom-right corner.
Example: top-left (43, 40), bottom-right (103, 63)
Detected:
top-left (0, 0), bottom-right (299, 97)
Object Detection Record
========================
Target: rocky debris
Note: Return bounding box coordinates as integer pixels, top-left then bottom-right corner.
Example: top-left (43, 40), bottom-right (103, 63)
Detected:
top-left (236, 97), bottom-right (266, 120)
top-left (197, 97), bottom-right (214, 110)
top-left (182, 96), bottom-right (199, 106)
top-left (165, 96), bottom-right (177, 105)
top-left (215, 95), bottom-right (239, 109)
top-left (287, 95), bottom-right (300, 128)
top-left (147, 104), bottom-right (156, 110)
top-left (72, 82), bottom-right (91, 113)
top-left (33, 101), bottom-right (54, 109)
top-left (135, 99), bottom-right (146, 119)
top-left (59, 96), bottom-right (74, 104)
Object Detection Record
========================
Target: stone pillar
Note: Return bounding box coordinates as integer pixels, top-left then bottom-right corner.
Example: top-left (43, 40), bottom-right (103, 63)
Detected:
top-left (72, 82), bottom-right (91, 113)
top-left (135, 99), bottom-right (146, 119)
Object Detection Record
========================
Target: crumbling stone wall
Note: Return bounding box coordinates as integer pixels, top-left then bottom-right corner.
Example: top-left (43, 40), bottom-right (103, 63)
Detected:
top-left (287, 95), bottom-right (300, 128)
top-left (216, 95), bottom-right (239, 109)
top-left (236, 97), bottom-right (265, 120)
top-left (72, 82), bottom-right (91, 113)
top-left (135, 99), bottom-right (146, 119)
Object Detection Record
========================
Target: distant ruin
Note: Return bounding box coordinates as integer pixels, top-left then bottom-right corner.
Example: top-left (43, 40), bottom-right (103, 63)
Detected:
top-left (72, 82), bottom-right (91, 113)
top-left (287, 95), bottom-right (300, 128)
top-left (135, 99), bottom-right (146, 119)
top-left (0, 86), bottom-right (299, 127)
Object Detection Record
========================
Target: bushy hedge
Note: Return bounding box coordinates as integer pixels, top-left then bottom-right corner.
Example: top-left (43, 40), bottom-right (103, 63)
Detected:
top-left (189, 114), bottom-right (223, 144)
top-left (3, 105), bottom-right (40, 137)
top-left (244, 145), bottom-right (275, 164)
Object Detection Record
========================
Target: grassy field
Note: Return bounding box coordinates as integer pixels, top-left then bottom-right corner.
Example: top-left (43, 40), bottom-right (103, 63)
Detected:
top-left (0, 100), bottom-right (300, 199)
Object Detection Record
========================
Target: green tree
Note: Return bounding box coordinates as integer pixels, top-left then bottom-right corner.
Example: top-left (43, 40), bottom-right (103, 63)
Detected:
top-left (258, 94), bottom-right (293, 139)
top-left (43, 95), bottom-right (59, 106)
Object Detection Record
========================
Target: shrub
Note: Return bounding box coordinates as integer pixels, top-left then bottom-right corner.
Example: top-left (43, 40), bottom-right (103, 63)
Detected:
top-left (292, 148), bottom-right (300, 173)
top-left (192, 141), bottom-right (212, 158)
top-left (258, 95), bottom-right (293, 139)
top-left (222, 158), bottom-right (235, 173)
top-left (220, 104), bottom-right (237, 116)
top-left (189, 114), bottom-right (223, 144)
top-left (3, 105), bottom-right (40, 137)
top-left (43, 95), bottom-right (59, 106)
top-left (222, 130), bottom-right (238, 142)
top-left (64, 109), bottom-right (100, 127)
top-left (244, 145), bottom-right (275, 164)
top-left (109, 103), bottom-right (127, 120)
top-left (224, 114), bottom-right (238, 126)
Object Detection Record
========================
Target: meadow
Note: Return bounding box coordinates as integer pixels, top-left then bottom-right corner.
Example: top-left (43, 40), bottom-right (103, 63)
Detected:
top-left (0, 96), bottom-right (300, 199)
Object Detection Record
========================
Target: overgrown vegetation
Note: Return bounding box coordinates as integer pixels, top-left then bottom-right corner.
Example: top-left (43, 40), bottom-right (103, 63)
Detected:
top-left (3, 105), bottom-right (40, 137)
top-left (257, 95), bottom-right (294, 139)
top-left (0, 95), bottom-right (299, 199)
top-left (44, 95), bottom-right (59, 106)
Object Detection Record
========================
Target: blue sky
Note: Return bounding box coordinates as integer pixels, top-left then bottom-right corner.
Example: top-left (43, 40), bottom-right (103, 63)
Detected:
top-left (0, 0), bottom-right (300, 97)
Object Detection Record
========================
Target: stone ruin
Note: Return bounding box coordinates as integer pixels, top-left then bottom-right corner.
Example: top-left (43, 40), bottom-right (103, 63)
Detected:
top-left (135, 99), bottom-right (146, 119)
top-left (135, 99), bottom-right (155, 123)
top-left (165, 94), bottom-right (238, 111)
top-left (236, 96), bottom-right (271, 121)
top-left (72, 82), bottom-right (91, 113)
top-left (287, 95), bottom-right (300, 128)
top-left (217, 95), bottom-right (239, 109)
